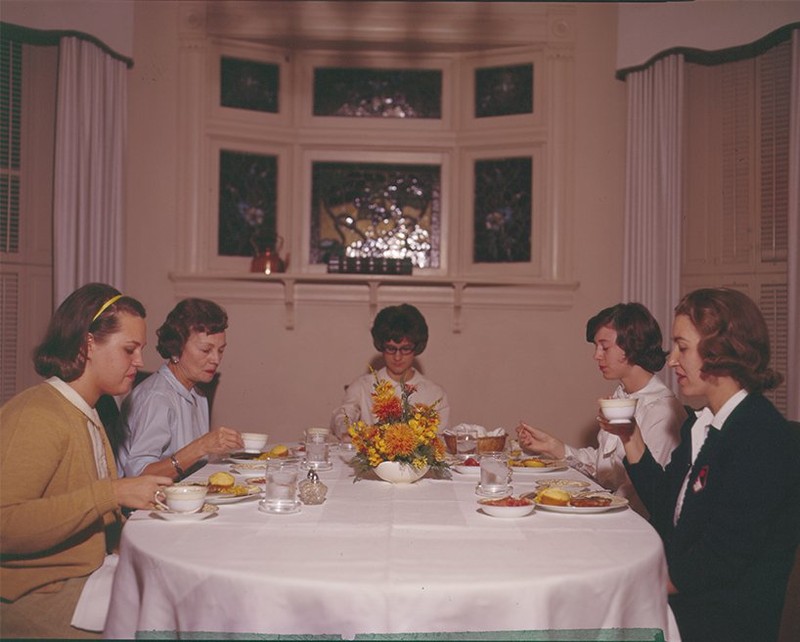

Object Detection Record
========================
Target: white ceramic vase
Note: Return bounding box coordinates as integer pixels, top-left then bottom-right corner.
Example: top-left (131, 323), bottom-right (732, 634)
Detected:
top-left (374, 461), bottom-right (430, 484)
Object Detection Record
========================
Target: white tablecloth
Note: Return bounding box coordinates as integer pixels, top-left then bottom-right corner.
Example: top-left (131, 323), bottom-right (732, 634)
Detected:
top-left (105, 452), bottom-right (677, 639)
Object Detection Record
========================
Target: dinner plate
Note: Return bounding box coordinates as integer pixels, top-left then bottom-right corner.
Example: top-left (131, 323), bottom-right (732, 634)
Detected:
top-left (230, 463), bottom-right (268, 477)
top-left (509, 460), bottom-right (569, 474)
top-left (205, 486), bottom-right (262, 505)
top-left (150, 503), bottom-right (219, 521)
top-left (533, 495), bottom-right (629, 513)
top-left (533, 479), bottom-right (591, 491)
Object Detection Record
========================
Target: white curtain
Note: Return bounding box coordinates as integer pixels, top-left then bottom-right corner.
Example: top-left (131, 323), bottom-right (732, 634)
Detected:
top-left (53, 36), bottom-right (127, 306)
top-left (787, 30), bottom-right (800, 421)
top-left (622, 54), bottom-right (684, 392)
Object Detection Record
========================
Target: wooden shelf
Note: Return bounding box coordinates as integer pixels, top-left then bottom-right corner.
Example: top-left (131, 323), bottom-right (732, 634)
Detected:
top-left (169, 271), bottom-right (579, 332)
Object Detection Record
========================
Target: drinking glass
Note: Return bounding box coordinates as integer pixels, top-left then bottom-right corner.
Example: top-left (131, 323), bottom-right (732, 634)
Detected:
top-left (261, 462), bottom-right (300, 513)
top-left (304, 428), bottom-right (332, 471)
top-left (477, 453), bottom-right (512, 497)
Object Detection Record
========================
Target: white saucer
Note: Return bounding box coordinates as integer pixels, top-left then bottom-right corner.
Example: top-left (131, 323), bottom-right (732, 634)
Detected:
top-left (607, 418), bottom-right (635, 425)
top-left (150, 503), bottom-right (219, 521)
top-left (303, 460), bottom-right (333, 472)
top-left (258, 499), bottom-right (302, 515)
top-left (475, 483), bottom-right (513, 498)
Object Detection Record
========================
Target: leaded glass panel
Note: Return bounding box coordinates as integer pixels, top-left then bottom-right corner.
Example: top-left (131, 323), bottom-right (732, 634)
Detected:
top-left (218, 150), bottom-right (278, 257)
top-left (313, 68), bottom-right (441, 118)
top-left (221, 57), bottom-right (279, 113)
top-left (473, 157), bottom-right (532, 263)
top-left (475, 63), bottom-right (533, 118)
top-left (311, 162), bottom-right (440, 268)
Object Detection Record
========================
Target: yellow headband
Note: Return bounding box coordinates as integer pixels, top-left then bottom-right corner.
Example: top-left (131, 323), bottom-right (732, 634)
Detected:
top-left (91, 294), bottom-right (123, 323)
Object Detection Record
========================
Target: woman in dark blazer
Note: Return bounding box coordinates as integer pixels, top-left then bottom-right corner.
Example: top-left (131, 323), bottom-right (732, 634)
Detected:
top-left (601, 288), bottom-right (800, 642)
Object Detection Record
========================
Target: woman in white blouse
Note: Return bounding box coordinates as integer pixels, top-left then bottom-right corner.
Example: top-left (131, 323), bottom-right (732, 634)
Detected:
top-left (516, 302), bottom-right (685, 517)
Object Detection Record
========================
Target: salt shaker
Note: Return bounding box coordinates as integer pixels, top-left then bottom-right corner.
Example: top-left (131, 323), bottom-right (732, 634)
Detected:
top-left (299, 469), bottom-right (328, 505)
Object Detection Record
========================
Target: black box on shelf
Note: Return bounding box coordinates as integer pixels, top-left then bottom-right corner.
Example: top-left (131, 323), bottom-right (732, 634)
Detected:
top-left (327, 256), bottom-right (413, 275)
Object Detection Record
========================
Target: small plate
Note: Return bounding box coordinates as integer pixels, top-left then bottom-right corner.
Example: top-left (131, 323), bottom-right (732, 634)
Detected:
top-left (453, 464), bottom-right (481, 475)
top-left (478, 497), bottom-right (536, 518)
top-left (205, 486), bottom-right (262, 504)
top-left (258, 499), bottom-right (302, 515)
top-left (150, 503), bottom-right (219, 521)
top-left (534, 495), bottom-right (629, 514)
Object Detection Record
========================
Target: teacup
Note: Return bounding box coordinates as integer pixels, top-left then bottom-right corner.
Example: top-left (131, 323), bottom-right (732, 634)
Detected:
top-left (241, 432), bottom-right (269, 453)
top-left (154, 485), bottom-right (207, 514)
top-left (598, 398), bottom-right (637, 422)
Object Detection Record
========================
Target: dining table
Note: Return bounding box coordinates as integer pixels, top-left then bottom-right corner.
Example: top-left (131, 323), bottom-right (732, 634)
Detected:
top-left (104, 447), bottom-right (679, 640)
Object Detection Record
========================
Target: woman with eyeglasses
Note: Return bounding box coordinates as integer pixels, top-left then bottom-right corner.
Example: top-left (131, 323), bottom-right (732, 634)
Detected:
top-left (601, 288), bottom-right (800, 642)
top-left (330, 303), bottom-right (450, 438)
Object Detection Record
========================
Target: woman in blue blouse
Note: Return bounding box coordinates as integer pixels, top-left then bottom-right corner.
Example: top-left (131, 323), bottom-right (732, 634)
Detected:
top-left (117, 298), bottom-right (243, 479)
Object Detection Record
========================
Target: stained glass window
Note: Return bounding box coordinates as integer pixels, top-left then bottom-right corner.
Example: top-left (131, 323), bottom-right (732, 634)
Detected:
top-left (220, 57), bottom-right (279, 113)
top-left (218, 150), bottom-right (278, 257)
top-left (473, 157), bottom-right (532, 263)
top-left (475, 63), bottom-right (533, 118)
top-left (310, 161), bottom-right (441, 268)
top-left (313, 68), bottom-right (442, 118)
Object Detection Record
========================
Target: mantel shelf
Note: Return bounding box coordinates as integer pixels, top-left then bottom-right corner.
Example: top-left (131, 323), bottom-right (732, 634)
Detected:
top-left (169, 271), bottom-right (579, 332)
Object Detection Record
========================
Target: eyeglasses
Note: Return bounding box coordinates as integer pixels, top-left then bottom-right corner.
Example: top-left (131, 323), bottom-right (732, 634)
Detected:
top-left (383, 344), bottom-right (416, 355)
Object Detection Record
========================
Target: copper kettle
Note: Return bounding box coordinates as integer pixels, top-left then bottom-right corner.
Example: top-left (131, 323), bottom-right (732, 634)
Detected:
top-left (250, 237), bottom-right (288, 274)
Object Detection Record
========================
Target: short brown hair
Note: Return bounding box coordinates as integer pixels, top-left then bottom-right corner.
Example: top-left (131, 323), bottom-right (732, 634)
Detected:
top-left (34, 283), bottom-right (146, 381)
top-left (156, 298), bottom-right (228, 359)
top-left (585, 302), bottom-right (667, 373)
top-left (674, 288), bottom-right (783, 393)
top-left (371, 304), bottom-right (429, 355)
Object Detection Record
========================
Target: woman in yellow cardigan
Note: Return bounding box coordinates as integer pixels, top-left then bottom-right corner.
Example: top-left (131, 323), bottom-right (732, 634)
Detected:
top-left (0, 283), bottom-right (173, 638)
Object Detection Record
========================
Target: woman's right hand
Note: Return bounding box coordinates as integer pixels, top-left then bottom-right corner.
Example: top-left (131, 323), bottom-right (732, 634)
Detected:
top-left (515, 422), bottom-right (566, 459)
top-left (112, 475), bottom-right (173, 510)
top-left (196, 426), bottom-right (244, 456)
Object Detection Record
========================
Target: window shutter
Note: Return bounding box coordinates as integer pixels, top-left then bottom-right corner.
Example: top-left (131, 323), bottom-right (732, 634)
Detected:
top-left (1, 38), bottom-right (22, 254)
top-left (758, 40), bottom-right (790, 263)
top-left (0, 271), bottom-right (19, 403)
top-left (759, 280), bottom-right (788, 411)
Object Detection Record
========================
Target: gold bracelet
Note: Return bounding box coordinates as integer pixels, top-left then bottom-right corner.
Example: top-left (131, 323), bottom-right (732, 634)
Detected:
top-left (170, 455), bottom-right (185, 478)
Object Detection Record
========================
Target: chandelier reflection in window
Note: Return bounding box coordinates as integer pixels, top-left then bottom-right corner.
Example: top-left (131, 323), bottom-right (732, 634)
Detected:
top-left (314, 68), bottom-right (442, 119)
top-left (311, 162), bottom-right (441, 268)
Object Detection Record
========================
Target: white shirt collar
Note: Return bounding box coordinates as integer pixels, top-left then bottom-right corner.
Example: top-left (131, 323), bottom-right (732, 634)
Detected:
top-left (47, 377), bottom-right (102, 427)
top-left (708, 388), bottom-right (748, 431)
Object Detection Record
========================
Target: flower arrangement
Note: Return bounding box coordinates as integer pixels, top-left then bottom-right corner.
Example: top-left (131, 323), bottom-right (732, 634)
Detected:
top-left (347, 371), bottom-right (449, 481)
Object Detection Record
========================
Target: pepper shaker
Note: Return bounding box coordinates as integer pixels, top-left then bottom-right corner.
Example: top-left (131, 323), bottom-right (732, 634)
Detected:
top-left (299, 469), bottom-right (328, 505)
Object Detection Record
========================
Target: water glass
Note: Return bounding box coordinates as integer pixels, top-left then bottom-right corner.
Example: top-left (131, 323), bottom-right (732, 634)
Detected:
top-left (456, 429), bottom-right (478, 455)
top-left (477, 453), bottom-right (512, 497)
top-left (262, 463), bottom-right (300, 513)
top-left (305, 427), bottom-right (332, 470)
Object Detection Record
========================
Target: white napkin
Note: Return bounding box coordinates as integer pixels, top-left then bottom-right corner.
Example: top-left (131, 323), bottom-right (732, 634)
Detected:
top-left (71, 553), bottom-right (119, 632)
top-left (446, 423), bottom-right (506, 437)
